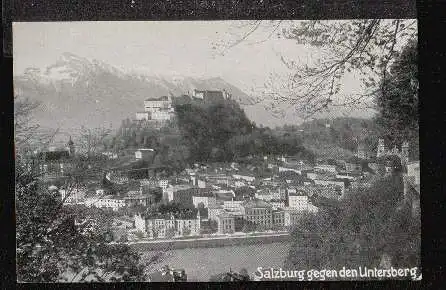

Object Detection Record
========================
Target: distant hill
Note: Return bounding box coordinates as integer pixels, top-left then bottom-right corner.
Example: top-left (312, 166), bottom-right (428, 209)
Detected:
top-left (14, 52), bottom-right (256, 136)
top-left (276, 117), bottom-right (382, 160)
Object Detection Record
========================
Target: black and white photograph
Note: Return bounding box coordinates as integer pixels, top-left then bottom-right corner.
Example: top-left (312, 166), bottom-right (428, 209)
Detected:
top-left (14, 20), bottom-right (420, 282)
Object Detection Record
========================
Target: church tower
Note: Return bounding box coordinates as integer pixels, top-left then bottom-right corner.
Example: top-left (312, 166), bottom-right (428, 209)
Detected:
top-left (377, 138), bottom-right (386, 158)
top-left (67, 136), bottom-right (75, 156)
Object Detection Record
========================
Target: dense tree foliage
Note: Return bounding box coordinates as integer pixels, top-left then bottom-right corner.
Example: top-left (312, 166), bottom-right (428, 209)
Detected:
top-left (175, 99), bottom-right (314, 163)
top-left (174, 100), bottom-right (254, 162)
top-left (15, 161), bottom-right (147, 282)
top-left (294, 117), bottom-right (380, 152)
top-left (14, 98), bottom-right (158, 282)
top-left (213, 20), bottom-right (416, 117)
top-left (284, 174), bottom-right (420, 279)
top-left (113, 97), bottom-right (315, 167)
top-left (375, 39), bottom-right (419, 158)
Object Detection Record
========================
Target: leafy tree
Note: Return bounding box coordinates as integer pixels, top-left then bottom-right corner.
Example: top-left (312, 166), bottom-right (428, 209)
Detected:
top-left (16, 162), bottom-right (150, 282)
top-left (214, 20), bottom-right (416, 117)
top-left (284, 174), bottom-right (419, 277)
top-left (375, 39), bottom-right (419, 159)
top-left (77, 126), bottom-right (112, 157)
top-left (15, 99), bottom-right (160, 282)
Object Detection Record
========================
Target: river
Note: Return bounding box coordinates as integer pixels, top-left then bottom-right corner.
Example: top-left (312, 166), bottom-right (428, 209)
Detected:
top-left (140, 242), bottom-right (291, 281)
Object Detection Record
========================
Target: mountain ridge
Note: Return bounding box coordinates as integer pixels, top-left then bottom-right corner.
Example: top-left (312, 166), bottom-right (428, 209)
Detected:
top-left (14, 53), bottom-right (256, 133)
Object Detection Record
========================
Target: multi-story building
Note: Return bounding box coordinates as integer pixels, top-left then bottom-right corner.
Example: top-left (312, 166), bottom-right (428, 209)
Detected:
top-left (144, 96), bottom-right (172, 113)
top-left (288, 193), bottom-right (309, 210)
top-left (314, 178), bottom-right (346, 197)
top-left (190, 173), bottom-right (206, 188)
top-left (95, 195), bottom-right (126, 211)
top-left (134, 210), bottom-right (201, 238)
top-left (139, 96), bottom-right (175, 122)
top-left (284, 209), bottom-right (305, 227)
top-left (272, 210), bottom-right (285, 228)
top-left (336, 171), bottom-right (362, 181)
top-left (106, 171), bottom-right (129, 184)
top-left (223, 200), bottom-right (244, 212)
top-left (101, 151), bottom-right (118, 159)
top-left (197, 179), bottom-right (206, 188)
top-left (27, 137), bottom-right (76, 180)
top-left (278, 167), bottom-right (301, 174)
top-left (216, 213), bottom-right (235, 234)
top-left (306, 171), bottom-right (318, 180)
top-left (345, 157), bottom-right (363, 173)
top-left (124, 192), bottom-right (156, 207)
top-left (208, 205), bottom-right (226, 222)
top-left (135, 148), bottom-right (155, 160)
top-left (254, 188), bottom-right (285, 201)
top-left (269, 199), bottom-right (286, 209)
top-left (203, 173), bottom-right (230, 186)
top-left (192, 194), bottom-right (217, 208)
top-left (59, 187), bottom-right (86, 204)
top-left (135, 111), bottom-right (150, 121)
top-left (140, 178), bottom-right (159, 188)
top-left (232, 174), bottom-right (256, 183)
top-left (241, 199), bottom-right (273, 229)
top-left (164, 184), bottom-right (194, 202)
top-left (158, 179), bottom-right (169, 191)
top-left (191, 89), bottom-right (230, 102)
top-left (314, 164), bottom-right (337, 173)
top-left (232, 180), bottom-right (247, 188)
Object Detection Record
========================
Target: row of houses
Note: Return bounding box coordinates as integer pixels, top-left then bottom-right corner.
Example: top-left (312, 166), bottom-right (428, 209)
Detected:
top-left (207, 198), bottom-right (319, 235)
top-left (57, 185), bottom-right (161, 211)
top-left (132, 195), bottom-right (318, 239)
top-left (134, 210), bottom-right (201, 239)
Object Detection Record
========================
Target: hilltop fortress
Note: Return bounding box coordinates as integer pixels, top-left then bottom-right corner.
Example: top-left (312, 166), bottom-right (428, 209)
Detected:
top-left (120, 89), bottom-right (232, 136)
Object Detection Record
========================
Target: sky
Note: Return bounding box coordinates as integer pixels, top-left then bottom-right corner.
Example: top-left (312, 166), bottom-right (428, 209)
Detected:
top-left (13, 21), bottom-right (408, 126)
top-left (13, 21), bottom-right (291, 91)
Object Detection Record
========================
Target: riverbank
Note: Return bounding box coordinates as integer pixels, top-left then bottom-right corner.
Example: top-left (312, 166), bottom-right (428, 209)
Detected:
top-left (140, 242), bottom-right (291, 281)
top-left (129, 232), bottom-right (291, 251)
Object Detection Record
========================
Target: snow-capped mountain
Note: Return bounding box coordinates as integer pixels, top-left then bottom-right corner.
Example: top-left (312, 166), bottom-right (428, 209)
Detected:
top-left (14, 53), bottom-right (256, 132)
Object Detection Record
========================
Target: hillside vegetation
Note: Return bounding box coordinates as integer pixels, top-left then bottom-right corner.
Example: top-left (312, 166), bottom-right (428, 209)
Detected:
top-left (112, 98), bottom-right (315, 169)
